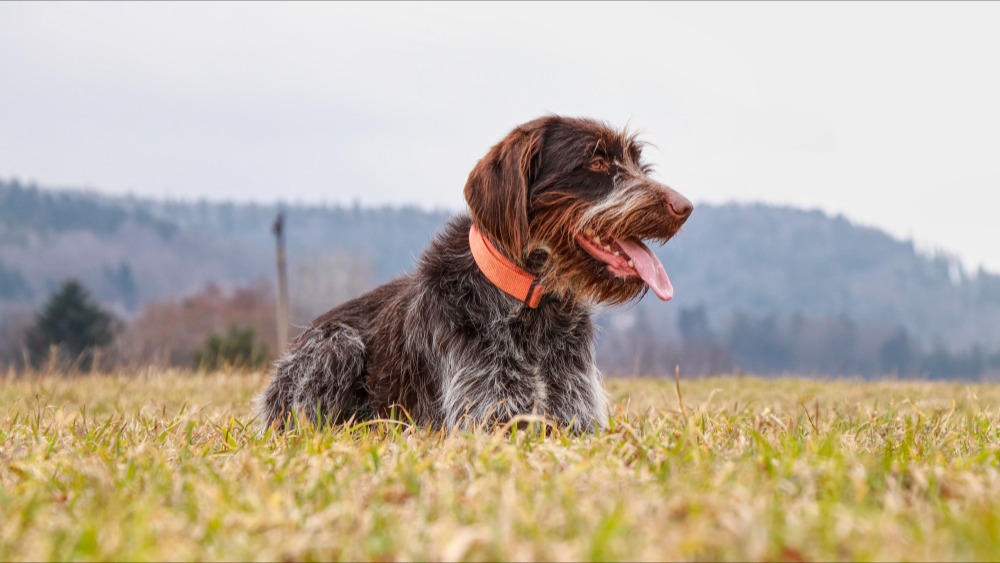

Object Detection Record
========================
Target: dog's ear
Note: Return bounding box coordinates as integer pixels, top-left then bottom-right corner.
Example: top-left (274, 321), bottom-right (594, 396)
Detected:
top-left (464, 127), bottom-right (542, 260)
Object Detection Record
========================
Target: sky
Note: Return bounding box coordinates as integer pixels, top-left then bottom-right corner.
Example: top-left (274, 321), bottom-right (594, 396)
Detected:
top-left (1, 1), bottom-right (998, 274)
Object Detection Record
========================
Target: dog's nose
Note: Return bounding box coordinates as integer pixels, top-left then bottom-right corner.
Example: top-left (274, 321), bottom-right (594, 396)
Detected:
top-left (668, 193), bottom-right (693, 220)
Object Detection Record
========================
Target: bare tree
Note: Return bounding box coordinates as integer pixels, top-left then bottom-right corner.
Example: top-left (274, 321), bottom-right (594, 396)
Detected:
top-left (0, 305), bottom-right (34, 371)
top-left (118, 281), bottom-right (277, 368)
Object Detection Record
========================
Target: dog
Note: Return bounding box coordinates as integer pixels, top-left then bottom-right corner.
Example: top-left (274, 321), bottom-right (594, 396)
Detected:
top-left (255, 116), bottom-right (692, 432)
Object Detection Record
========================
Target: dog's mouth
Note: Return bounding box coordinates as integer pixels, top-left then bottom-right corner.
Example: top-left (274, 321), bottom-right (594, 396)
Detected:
top-left (574, 228), bottom-right (673, 301)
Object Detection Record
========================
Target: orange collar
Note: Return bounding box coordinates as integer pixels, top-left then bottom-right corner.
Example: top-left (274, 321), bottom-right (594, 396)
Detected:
top-left (468, 223), bottom-right (544, 308)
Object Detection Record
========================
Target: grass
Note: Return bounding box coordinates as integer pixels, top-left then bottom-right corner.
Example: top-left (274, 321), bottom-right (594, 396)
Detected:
top-left (2, 370), bottom-right (1000, 561)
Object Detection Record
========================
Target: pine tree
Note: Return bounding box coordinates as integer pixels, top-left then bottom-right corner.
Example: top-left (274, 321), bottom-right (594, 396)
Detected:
top-left (27, 279), bottom-right (117, 370)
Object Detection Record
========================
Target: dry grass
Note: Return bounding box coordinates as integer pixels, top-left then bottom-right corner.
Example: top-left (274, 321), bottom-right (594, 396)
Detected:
top-left (2, 370), bottom-right (1000, 561)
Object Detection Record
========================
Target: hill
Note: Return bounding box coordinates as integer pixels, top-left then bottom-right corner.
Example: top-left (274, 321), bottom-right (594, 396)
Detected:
top-left (0, 180), bottom-right (268, 313)
top-left (642, 202), bottom-right (1000, 349)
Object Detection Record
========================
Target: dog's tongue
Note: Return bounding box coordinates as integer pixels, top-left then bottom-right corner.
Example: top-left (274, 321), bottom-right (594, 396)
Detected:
top-left (618, 239), bottom-right (674, 301)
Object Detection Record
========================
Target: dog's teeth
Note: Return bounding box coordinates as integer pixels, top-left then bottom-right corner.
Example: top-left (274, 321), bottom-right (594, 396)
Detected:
top-left (604, 245), bottom-right (611, 251)
top-left (628, 260), bottom-right (635, 268)
top-left (613, 251), bottom-right (619, 256)
top-left (585, 227), bottom-right (595, 236)
top-left (594, 236), bottom-right (601, 244)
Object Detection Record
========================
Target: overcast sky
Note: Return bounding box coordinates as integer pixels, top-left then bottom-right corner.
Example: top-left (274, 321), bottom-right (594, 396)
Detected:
top-left (1, 1), bottom-right (998, 273)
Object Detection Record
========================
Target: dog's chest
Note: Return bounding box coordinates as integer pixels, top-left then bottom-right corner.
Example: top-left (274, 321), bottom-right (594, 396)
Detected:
top-left (496, 305), bottom-right (595, 405)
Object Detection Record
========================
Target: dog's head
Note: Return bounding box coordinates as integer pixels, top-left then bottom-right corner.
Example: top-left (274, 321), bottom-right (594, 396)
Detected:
top-left (464, 116), bottom-right (692, 305)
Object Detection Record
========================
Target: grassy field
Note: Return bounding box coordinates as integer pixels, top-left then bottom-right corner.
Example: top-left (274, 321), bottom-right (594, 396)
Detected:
top-left (2, 370), bottom-right (1000, 561)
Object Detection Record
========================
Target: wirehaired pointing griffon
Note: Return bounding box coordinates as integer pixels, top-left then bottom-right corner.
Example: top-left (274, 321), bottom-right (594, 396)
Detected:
top-left (256, 116), bottom-right (692, 432)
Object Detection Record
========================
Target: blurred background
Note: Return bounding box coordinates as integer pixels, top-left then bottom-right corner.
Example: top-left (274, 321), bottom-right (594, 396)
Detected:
top-left (2, 1), bottom-right (999, 378)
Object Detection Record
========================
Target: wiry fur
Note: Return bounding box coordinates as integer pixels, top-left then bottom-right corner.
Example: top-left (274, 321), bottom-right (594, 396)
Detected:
top-left (255, 116), bottom-right (692, 432)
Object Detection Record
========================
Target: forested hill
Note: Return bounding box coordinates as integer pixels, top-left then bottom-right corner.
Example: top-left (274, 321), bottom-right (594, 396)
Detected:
top-left (659, 203), bottom-right (1000, 349)
top-left (0, 180), bottom-right (176, 239)
top-left (123, 197), bottom-right (453, 281)
top-left (2, 179), bottom-right (999, 352)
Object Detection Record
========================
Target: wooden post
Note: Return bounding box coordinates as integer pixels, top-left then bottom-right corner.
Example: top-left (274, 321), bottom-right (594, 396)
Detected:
top-left (272, 212), bottom-right (290, 353)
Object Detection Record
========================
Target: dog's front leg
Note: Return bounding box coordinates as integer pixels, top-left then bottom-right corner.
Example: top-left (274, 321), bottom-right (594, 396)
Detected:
top-left (543, 363), bottom-right (610, 433)
top-left (441, 359), bottom-right (542, 431)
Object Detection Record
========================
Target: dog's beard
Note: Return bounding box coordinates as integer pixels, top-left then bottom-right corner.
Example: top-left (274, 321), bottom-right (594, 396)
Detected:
top-left (529, 199), bottom-right (679, 306)
top-left (574, 231), bottom-right (672, 301)
top-left (530, 244), bottom-right (654, 306)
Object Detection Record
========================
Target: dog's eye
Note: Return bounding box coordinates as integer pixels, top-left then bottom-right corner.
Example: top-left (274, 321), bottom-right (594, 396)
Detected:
top-left (586, 157), bottom-right (610, 173)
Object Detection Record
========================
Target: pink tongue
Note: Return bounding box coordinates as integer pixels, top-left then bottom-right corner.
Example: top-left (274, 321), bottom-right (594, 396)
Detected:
top-left (617, 239), bottom-right (674, 301)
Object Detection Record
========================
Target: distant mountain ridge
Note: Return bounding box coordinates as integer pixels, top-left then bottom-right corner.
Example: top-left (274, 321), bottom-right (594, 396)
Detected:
top-left (2, 179), bottom-right (999, 352)
top-left (659, 202), bottom-right (1000, 348)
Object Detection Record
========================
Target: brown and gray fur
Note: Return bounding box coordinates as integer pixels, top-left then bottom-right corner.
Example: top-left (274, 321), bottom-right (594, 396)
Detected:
top-left (255, 116), bottom-right (692, 432)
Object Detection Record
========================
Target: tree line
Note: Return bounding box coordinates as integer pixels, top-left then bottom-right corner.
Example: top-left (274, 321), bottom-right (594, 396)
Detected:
top-left (4, 278), bottom-right (999, 381)
top-left (597, 303), bottom-right (1000, 380)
